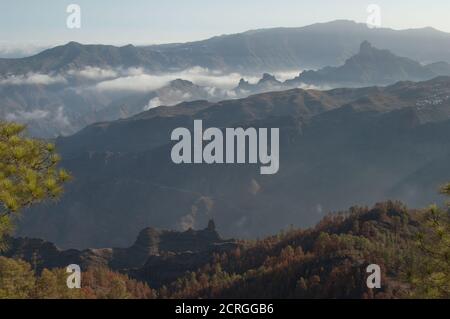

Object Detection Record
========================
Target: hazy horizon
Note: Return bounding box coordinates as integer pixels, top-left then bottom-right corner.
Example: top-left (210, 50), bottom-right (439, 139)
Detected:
top-left (2, 19), bottom-right (449, 59)
top-left (2, 0), bottom-right (450, 57)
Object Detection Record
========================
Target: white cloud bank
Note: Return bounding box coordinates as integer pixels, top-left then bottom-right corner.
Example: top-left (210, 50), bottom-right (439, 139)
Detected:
top-left (0, 66), bottom-right (303, 95)
top-left (95, 66), bottom-right (260, 92)
top-left (67, 66), bottom-right (119, 81)
top-left (5, 106), bottom-right (70, 128)
top-left (0, 73), bottom-right (67, 85)
top-left (5, 109), bottom-right (49, 122)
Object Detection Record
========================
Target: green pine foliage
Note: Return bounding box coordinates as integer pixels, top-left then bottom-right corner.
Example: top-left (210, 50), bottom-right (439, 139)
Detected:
top-left (0, 122), bottom-right (71, 248)
top-left (408, 186), bottom-right (450, 298)
top-left (0, 256), bottom-right (35, 298)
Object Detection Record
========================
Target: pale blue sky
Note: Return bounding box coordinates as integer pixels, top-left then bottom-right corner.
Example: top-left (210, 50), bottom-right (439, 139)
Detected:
top-left (1, 0), bottom-right (450, 50)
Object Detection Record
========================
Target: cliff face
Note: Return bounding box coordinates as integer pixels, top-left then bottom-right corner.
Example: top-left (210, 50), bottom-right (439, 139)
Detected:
top-left (2, 220), bottom-right (239, 287)
top-left (291, 41), bottom-right (441, 86)
top-left (109, 222), bottom-right (231, 270)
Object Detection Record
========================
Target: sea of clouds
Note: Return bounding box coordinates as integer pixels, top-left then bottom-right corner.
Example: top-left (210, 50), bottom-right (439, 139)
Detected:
top-left (0, 66), bottom-right (303, 92)
top-left (1, 66), bottom-right (321, 134)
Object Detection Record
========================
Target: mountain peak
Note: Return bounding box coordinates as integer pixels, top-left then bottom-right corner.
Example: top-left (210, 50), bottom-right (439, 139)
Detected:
top-left (259, 73), bottom-right (278, 82)
top-left (237, 78), bottom-right (252, 90)
top-left (207, 219), bottom-right (216, 231)
top-left (65, 41), bottom-right (83, 48)
top-left (294, 41), bottom-right (443, 86)
top-left (238, 78), bottom-right (249, 85)
top-left (359, 41), bottom-right (373, 54)
top-left (169, 78), bottom-right (195, 88)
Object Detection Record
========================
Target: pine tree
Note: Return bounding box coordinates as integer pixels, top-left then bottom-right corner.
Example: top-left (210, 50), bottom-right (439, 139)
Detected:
top-left (0, 122), bottom-right (70, 249)
top-left (0, 256), bottom-right (35, 298)
top-left (410, 184), bottom-right (450, 298)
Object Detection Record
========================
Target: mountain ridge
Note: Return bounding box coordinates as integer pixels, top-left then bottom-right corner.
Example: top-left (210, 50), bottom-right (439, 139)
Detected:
top-left (3, 20), bottom-right (450, 74)
top-left (288, 41), bottom-right (447, 87)
top-left (4, 201), bottom-right (432, 298)
top-left (15, 77), bottom-right (450, 248)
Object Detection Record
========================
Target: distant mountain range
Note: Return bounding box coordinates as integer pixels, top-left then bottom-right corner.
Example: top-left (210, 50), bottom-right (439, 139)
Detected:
top-left (0, 77), bottom-right (233, 138)
top-left (2, 20), bottom-right (450, 74)
top-left (3, 21), bottom-right (450, 249)
top-left (3, 18), bottom-right (450, 300)
top-left (287, 41), bottom-right (449, 87)
top-left (2, 39), bottom-right (450, 138)
top-left (15, 76), bottom-right (450, 249)
top-left (237, 41), bottom-right (450, 92)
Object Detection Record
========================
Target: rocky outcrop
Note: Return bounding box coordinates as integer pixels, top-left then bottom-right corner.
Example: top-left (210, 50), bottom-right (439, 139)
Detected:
top-left (134, 241), bottom-right (239, 288)
top-left (2, 220), bottom-right (239, 287)
top-left (287, 41), bottom-right (447, 87)
top-left (109, 221), bottom-right (231, 270)
top-left (234, 73), bottom-right (284, 95)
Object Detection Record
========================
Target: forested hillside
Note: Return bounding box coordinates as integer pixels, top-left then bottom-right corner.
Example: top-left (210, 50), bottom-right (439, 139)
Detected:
top-left (2, 199), bottom-right (449, 298)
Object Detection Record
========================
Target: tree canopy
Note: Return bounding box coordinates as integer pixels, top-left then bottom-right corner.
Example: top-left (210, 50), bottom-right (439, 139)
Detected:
top-left (0, 122), bottom-right (70, 247)
top-left (410, 184), bottom-right (450, 298)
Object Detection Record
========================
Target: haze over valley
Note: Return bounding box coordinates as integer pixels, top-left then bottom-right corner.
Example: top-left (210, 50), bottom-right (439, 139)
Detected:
top-left (1, 0), bottom-right (450, 299)
top-left (3, 20), bottom-right (450, 138)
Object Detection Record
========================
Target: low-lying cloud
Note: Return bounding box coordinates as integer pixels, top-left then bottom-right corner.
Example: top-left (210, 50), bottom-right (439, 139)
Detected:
top-left (6, 106), bottom-right (70, 128)
top-left (95, 73), bottom-right (170, 92)
top-left (0, 66), bottom-right (304, 96)
top-left (5, 109), bottom-right (49, 122)
top-left (0, 65), bottom-right (334, 139)
top-left (0, 43), bottom-right (47, 58)
top-left (67, 66), bottom-right (119, 81)
top-left (0, 73), bottom-right (67, 85)
top-left (273, 70), bottom-right (302, 82)
top-left (95, 66), bottom-right (260, 92)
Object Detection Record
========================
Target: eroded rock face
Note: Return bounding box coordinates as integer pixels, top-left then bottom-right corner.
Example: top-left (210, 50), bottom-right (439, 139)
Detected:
top-left (109, 221), bottom-right (230, 270)
top-left (291, 41), bottom-right (441, 87)
top-left (2, 220), bottom-right (239, 287)
top-left (122, 222), bottom-right (240, 287)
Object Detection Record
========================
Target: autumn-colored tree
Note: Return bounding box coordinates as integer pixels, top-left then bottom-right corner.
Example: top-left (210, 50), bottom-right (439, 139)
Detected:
top-left (0, 256), bottom-right (36, 299)
top-left (0, 122), bottom-right (70, 249)
top-left (33, 268), bottom-right (84, 299)
top-left (410, 184), bottom-right (450, 298)
top-left (81, 267), bottom-right (156, 299)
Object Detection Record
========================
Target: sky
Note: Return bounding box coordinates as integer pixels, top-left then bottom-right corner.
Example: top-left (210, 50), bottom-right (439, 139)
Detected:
top-left (1, 0), bottom-right (450, 56)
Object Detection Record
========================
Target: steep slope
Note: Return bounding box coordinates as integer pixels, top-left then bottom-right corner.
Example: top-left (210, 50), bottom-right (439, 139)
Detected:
top-left (0, 82), bottom-right (117, 137)
top-left (234, 73), bottom-right (285, 95)
top-left (0, 42), bottom-right (168, 74)
top-left (5, 202), bottom-right (432, 298)
top-left (0, 78), bottom-right (232, 138)
top-left (16, 77), bottom-right (450, 249)
top-left (162, 201), bottom-right (420, 298)
top-left (55, 86), bottom-right (359, 156)
top-left (289, 41), bottom-right (447, 87)
top-left (4, 22), bottom-right (450, 138)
